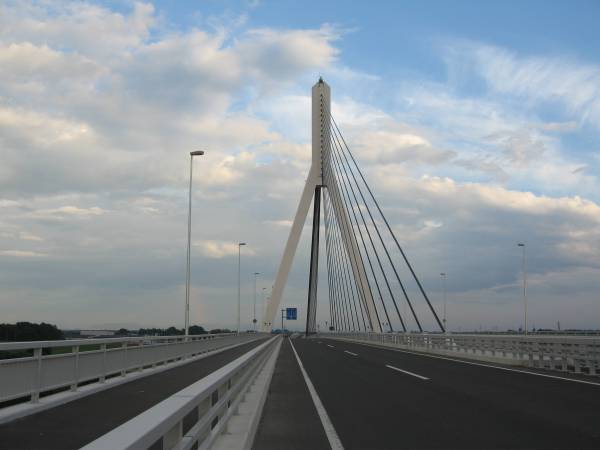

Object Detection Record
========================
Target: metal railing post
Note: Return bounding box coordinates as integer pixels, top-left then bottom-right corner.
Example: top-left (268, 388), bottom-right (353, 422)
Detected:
top-left (71, 345), bottom-right (80, 391)
top-left (100, 344), bottom-right (107, 383)
top-left (31, 347), bottom-right (42, 403)
top-left (121, 342), bottom-right (127, 377)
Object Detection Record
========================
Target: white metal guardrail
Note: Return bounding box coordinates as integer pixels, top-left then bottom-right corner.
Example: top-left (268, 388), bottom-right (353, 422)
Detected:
top-left (81, 335), bottom-right (281, 450)
top-left (0, 333), bottom-right (264, 405)
top-left (325, 332), bottom-right (600, 375)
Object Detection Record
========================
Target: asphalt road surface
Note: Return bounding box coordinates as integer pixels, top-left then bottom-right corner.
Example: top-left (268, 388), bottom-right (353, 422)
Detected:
top-left (286, 337), bottom-right (600, 450)
top-left (0, 338), bottom-right (267, 450)
top-left (254, 337), bottom-right (331, 450)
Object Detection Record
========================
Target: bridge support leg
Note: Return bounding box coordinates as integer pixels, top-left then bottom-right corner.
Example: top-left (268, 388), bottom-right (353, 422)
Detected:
top-left (262, 79), bottom-right (329, 331)
top-left (306, 186), bottom-right (322, 335)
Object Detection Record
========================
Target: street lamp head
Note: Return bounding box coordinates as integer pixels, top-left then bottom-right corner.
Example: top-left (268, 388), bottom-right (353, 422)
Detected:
top-left (517, 243), bottom-right (525, 247)
top-left (239, 242), bottom-right (246, 246)
top-left (440, 272), bottom-right (446, 277)
top-left (254, 272), bottom-right (260, 276)
top-left (190, 150), bottom-right (205, 156)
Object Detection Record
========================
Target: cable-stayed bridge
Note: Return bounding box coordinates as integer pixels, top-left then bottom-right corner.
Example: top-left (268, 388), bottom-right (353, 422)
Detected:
top-left (0, 79), bottom-right (599, 450)
top-left (263, 78), bottom-right (442, 336)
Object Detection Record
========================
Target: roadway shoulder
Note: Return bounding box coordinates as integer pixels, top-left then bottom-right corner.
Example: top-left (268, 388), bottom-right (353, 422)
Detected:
top-left (253, 336), bottom-right (331, 450)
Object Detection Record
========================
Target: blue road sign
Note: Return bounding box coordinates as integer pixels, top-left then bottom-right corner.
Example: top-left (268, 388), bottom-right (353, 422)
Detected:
top-left (286, 308), bottom-right (297, 320)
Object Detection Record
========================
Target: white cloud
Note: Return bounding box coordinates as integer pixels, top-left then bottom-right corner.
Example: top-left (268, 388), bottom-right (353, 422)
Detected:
top-left (264, 219), bottom-right (293, 227)
top-left (0, 250), bottom-right (47, 257)
top-left (0, 1), bottom-right (598, 331)
top-left (29, 206), bottom-right (106, 220)
top-left (391, 71), bottom-right (599, 198)
top-left (238, 25), bottom-right (340, 83)
top-left (377, 174), bottom-right (600, 222)
top-left (0, 199), bottom-right (20, 208)
top-left (0, 42), bottom-right (102, 84)
top-left (0, 1), bottom-right (156, 61)
top-left (0, 2), bottom-right (339, 197)
top-left (194, 240), bottom-right (257, 258)
top-left (19, 231), bottom-right (43, 241)
top-left (460, 43), bottom-right (600, 127)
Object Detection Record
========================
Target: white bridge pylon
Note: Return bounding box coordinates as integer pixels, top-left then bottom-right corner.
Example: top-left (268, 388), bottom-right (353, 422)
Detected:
top-left (262, 79), bottom-right (382, 333)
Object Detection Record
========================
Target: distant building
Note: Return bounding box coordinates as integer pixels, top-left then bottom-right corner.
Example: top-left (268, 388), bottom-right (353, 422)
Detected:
top-left (79, 330), bottom-right (116, 338)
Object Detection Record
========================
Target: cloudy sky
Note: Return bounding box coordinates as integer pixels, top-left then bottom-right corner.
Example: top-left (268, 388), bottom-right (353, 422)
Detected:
top-left (1, 0), bottom-right (599, 332)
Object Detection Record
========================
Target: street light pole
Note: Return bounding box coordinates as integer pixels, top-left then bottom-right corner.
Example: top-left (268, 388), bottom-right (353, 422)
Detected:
top-left (261, 287), bottom-right (267, 329)
top-left (440, 273), bottom-right (447, 333)
top-left (185, 150), bottom-right (204, 337)
top-left (517, 243), bottom-right (527, 335)
top-left (265, 295), bottom-right (271, 329)
top-left (253, 272), bottom-right (260, 331)
top-left (237, 242), bottom-right (246, 334)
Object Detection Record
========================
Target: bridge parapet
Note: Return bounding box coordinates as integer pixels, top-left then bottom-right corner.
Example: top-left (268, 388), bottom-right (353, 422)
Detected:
top-left (0, 332), bottom-right (264, 416)
top-left (323, 332), bottom-right (600, 376)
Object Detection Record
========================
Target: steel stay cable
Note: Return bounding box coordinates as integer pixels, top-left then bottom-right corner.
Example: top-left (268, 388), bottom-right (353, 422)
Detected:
top-left (324, 175), bottom-right (366, 331)
top-left (323, 118), bottom-right (374, 331)
top-left (327, 167), bottom-right (378, 332)
top-left (323, 127), bottom-right (370, 330)
top-left (328, 191), bottom-right (347, 331)
top-left (326, 118), bottom-right (392, 329)
top-left (324, 118), bottom-right (392, 327)
top-left (324, 156), bottom-right (372, 330)
top-left (327, 130), bottom-right (392, 333)
top-left (323, 188), bottom-right (342, 330)
top-left (327, 109), bottom-right (445, 332)
top-left (329, 189), bottom-right (363, 330)
top-left (328, 121), bottom-right (406, 332)
top-left (324, 196), bottom-right (337, 331)
top-left (328, 114), bottom-right (418, 331)
top-left (326, 190), bottom-right (356, 330)
top-left (328, 121), bottom-right (408, 332)
top-left (325, 190), bottom-right (353, 330)
top-left (326, 108), bottom-right (423, 332)
top-left (327, 188), bottom-right (363, 330)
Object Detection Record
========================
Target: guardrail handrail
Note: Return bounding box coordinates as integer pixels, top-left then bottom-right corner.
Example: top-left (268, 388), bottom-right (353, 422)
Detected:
top-left (0, 332), bottom-right (237, 352)
top-left (0, 333), bottom-right (266, 409)
top-left (323, 332), bottom-right (600, 376)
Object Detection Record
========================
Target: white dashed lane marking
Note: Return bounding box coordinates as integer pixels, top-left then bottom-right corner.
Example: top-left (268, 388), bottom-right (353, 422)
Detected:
top-left (386, 364), bottom-right (429, 380)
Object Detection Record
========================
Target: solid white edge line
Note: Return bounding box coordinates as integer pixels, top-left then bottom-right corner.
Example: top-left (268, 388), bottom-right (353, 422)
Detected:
top-left (385, 364), bottom-right (429, 380)
top-left (343, 351), bottom-right (358, 356)
top-left (346, 340), bottom-right (600, 387)
top-left (289, 339), bottom-right (344, 450)
top-left (327, 344), bottom-right (334, 348)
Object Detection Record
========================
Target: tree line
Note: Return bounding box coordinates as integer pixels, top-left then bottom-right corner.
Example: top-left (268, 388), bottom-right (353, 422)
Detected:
top-left (119, 326), bottom-right (232, 336)
top-left (0, 322), bottom-right (234, 343)
top-left (0, 322), bottom-right (64, 342)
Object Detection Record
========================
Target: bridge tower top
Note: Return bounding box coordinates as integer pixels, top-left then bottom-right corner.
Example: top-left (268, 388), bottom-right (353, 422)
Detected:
top-left (312, 78), bottom-right (330, 186)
